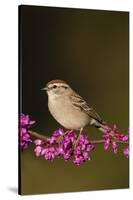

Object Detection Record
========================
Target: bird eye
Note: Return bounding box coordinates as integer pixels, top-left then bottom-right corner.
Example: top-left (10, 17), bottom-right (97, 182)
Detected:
top-left (53, 85), bottom-right (57, 89)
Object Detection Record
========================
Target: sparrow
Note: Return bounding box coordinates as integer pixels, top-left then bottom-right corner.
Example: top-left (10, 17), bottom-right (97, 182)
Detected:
top-left (42, 80), bottom-right (106, 136)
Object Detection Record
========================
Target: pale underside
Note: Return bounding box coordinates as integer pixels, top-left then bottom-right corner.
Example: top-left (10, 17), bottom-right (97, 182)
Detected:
top-left (48, 92), bottom-right (102, 130)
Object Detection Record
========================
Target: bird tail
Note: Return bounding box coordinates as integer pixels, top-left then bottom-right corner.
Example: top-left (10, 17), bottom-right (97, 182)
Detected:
top-left (93, 120), bottom-right (108, 133)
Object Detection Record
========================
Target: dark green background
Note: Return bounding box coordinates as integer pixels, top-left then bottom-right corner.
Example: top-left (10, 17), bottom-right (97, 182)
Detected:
top-left (19, 5), bottom-right (129, 195)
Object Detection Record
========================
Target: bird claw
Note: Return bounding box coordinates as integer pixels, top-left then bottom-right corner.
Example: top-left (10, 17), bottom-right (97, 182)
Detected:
top-left (57, 130), bottom-right (72, 144)
top-left (73, 138), bottom-right (79, 148)
top-left (73, 128), bottom-right (83, 148)
top-left (57, 135), bottom-right (64, 144)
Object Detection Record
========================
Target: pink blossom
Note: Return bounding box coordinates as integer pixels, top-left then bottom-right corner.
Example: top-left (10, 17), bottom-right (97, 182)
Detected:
top-left (123, 146), bottom-right (129, 158)
top-left (20, 113), bottom-right (35, 150)
top-left (34, 129), bottom-right (95, 165)
top-left (34, 146), bottom-right (42, 156)
top-left (103, 125), bottom-right (128, 155)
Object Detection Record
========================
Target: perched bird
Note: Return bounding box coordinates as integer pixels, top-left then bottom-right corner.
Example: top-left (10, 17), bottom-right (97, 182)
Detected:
top-left (42, 80), bottom-right (106, 136)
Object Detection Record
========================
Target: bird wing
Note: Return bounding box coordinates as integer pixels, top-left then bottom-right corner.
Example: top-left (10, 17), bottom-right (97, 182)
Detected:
top-left (70, 93), bottom-right (103, 124)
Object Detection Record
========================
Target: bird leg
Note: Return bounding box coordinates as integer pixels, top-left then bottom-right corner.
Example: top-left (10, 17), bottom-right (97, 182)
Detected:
top-left (57, 130), bottom-right (73, 144)
top-left (74, 128), bottom-right (83, 147)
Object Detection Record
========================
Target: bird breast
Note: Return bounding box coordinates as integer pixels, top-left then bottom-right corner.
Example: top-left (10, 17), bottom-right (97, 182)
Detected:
top-left (48, 95), bottom-right (90, 130)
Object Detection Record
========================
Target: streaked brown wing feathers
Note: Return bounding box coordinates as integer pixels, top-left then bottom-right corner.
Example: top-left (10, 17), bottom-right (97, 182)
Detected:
top-left (71, 93), bottom-right (103, 123)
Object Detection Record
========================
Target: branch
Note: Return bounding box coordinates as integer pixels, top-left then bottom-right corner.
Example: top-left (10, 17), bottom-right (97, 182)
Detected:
top-left (20, 114), bottom-right (129, 164)
top-left (29, 130), bottom-right (48, 140)
top-left (91, 139), bottom-right (128, 144)
top-left (29, 130), bottom-right (129, 144)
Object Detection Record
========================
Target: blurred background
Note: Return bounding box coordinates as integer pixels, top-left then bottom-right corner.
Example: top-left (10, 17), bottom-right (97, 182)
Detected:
top-left (19, 5), bottom-right (129, 195)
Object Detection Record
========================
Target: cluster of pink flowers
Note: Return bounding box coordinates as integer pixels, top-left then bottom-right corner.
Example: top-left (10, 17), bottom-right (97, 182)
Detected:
top-left (103, 125), bottom-right (129, 157)
top-left (123, 146), bottom-right (129, 158)
top-left (34, 129), bottom-right (95, 165)
top-left (19, 114), bottom-right (129, 165)
top-left (20, 113), bottom-right (35, 150)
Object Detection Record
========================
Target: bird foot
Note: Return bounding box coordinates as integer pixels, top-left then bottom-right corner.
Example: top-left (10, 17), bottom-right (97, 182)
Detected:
top-left (57, 130), bottom-right (73, 144)
top-left (57, 135), bottom-right (64, 144)
top-left (73, 128), bottom-right (83, 148)
top-left (73, 139), bottom-right (79, 148)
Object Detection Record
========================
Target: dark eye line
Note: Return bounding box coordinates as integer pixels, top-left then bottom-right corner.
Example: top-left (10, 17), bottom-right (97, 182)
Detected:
top-left (53, 85), bottom-right (57, 89)
top-left (62, 86), bottom-right (68, 89)
top-left (51, 85), bottom-right (68, 89)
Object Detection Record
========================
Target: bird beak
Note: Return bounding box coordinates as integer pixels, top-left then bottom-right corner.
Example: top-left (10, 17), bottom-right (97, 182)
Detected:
top-left (41, 87), bottom-right (48, 91)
